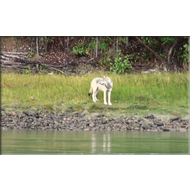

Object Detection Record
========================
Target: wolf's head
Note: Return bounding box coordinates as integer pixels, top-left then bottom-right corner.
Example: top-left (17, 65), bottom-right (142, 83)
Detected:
top-left (103, 76), bottom-right (113, 89)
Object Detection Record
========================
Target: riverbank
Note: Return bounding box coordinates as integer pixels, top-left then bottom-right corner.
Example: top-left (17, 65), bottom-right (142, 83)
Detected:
top-left (1, 107), bottom-right (189, 132)
top-left (1, 72), bottom-right (188, 132)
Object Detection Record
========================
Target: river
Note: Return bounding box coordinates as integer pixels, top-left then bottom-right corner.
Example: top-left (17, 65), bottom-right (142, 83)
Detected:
top-left (1, 130), bottom-right (188, 154)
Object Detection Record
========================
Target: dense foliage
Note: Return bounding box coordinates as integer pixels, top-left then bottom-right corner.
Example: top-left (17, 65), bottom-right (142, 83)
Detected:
top-left (1, 36), bottom-right (189, 73)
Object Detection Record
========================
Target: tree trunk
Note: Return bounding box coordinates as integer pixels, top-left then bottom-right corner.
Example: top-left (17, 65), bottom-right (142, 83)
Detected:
top-left (167, 37), bottom-right (179, 71)
top-left (67, 37), bottom-right (69, 49)
top-left (116, 37), bottom-right (119, 57)
top-left (36, 37), bottom-right (39, 55)
top-left (44, 37), bottom-right (48, 53)
top-left (95, 37), bottom-right (98, 58)
top-left (126, 37), bottom-right (129, 47)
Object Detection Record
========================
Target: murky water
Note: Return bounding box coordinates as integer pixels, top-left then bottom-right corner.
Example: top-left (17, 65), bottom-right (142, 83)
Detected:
top-left (1, 130), bottom-right (189, 154)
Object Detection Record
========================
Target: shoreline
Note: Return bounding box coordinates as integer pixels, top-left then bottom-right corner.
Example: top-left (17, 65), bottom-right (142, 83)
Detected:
top-left (1, 107), bottom-right (189, 132)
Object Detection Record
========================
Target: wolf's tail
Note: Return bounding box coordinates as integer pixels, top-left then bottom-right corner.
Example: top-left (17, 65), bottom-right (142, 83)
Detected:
top-left (88, 86), bottom-right (93, 96)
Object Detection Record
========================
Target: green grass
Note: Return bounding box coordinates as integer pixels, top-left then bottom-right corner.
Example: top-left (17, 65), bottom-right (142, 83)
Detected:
top-left (1, 72), bottom-right (189, 116)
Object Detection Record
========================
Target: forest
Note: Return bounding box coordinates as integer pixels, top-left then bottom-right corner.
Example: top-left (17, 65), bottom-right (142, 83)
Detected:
top-left (1, 36), bottom-right (189, 74)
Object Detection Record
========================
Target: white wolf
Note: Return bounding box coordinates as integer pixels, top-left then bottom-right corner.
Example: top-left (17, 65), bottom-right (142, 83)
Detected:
top-left (88, 76), bottom-right (113, 105)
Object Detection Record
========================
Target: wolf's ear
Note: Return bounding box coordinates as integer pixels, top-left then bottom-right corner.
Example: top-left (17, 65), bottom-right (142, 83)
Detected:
top-left (103, 76), bottom-right (108, 80)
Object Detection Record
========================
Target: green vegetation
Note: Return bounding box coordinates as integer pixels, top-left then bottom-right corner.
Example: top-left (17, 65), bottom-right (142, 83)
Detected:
top-left (2, 37), bottom-right (188, 73)
top-left (110, 51), bottom-right (132, 73)
top-left (72, 43), bottom-right (86, 56)
top-left (1, 72), bottom-right (189, 116)
top-left (28, 48), bottom-right (35, 58)
top-left (72, 36), bottom-right (188, 72)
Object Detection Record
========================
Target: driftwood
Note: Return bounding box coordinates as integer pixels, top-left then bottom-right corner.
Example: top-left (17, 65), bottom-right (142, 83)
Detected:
top-left (0, 51), bottom-right (68, 74)
top-left (39, 63), bottom-right (66, 75)
top-left (0, 52), bottom-right (99, 75)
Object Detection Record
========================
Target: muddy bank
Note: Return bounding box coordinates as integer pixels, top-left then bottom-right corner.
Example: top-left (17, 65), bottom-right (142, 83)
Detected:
top-left (1, 107), bottom-right (189, 132)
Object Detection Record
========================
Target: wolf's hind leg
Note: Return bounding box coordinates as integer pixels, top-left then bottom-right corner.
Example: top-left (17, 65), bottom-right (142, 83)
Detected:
top-left (92, 87), bottom-right (97, 102)
top-left (103, 90), bottom-right (107, 105)
top-left (94, 90), bottom-right (99, 101)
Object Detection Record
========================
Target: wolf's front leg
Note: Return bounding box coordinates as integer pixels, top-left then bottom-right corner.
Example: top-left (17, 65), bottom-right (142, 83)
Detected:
top-left (108, 90), bottom-right (112, 105)
top-left (92, 93), bottom-right (96, 102)
top-left (103, 91), bottom-right (107, 105)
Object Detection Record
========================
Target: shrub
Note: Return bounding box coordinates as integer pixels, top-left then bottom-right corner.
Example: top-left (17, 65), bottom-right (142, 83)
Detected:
top-left (110, 51), bottom-right (132, 73)
top-left (72, 43), bottom-right (85, 56)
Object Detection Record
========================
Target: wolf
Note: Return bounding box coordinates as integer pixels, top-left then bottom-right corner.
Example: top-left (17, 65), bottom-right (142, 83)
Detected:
top-left (88, 76), bottom-right (113, 105)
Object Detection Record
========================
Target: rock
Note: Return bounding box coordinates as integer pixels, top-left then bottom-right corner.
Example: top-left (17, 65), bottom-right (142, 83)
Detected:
top-left (66, 107), bottom-right (74, 113)
top-left (154, 122), bottom-right (164, 126)
top-left (141, 121), bottom-right (150, 130)
top-left (170, 117), bottom-right (181, 122)
top-left (84, 128), bottom-right (90, 131)
top-left (134, 127), bottom-right (140, 131)
top-left (89, 122), bottom-right (95, 128)
top-left (79, 113), bottom-right (85, 118)
top-left (14, 104), bottom-right (20, 109)
top-left (126, 119), bottom-right (133, 125)
top-left (162, 128), bottom-right (170, 131)
top-left (27, 110), bottom-right (38, 117)
top-left (145, 114), bottom-right (154, 119)
top-left (1, 107), bottom-right (189, 132)
top-left (1, 107), bottom-right (5, 111)
top-left (101, 118), bottom-right (107, 124)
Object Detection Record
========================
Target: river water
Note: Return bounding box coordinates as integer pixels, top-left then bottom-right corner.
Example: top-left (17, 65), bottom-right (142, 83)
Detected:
top-left (1, 130), bottom-right (188, 154)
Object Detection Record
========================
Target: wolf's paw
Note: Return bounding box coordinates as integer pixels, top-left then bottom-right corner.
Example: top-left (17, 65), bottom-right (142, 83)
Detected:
top-left (104, 102), bottom-right (108, 105)
top-left (108, 103), bottom-right (112, 106)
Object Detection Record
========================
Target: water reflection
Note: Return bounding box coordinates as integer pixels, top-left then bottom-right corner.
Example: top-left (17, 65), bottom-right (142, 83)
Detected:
top-left (1, 130), bottom-right (188, 154)
top-left (91, 133), bottom-right (96, 153)
top-left (91, 133), bottom-right (111, 153)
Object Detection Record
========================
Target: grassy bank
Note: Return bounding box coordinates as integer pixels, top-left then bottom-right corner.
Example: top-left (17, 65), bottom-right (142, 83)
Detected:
top-left (1, 72), bottom-right (189, 116)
